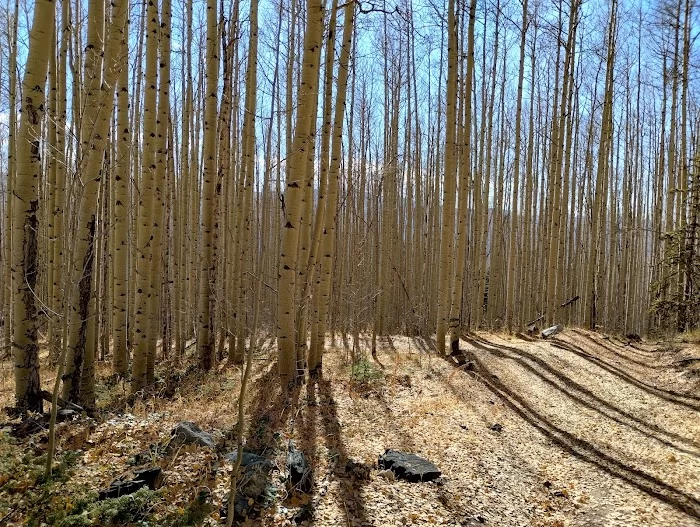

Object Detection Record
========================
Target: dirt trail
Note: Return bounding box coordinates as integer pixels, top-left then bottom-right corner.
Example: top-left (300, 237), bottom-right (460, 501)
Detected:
top-left (455, 330), bottom-right (700, 526)
top-left (304, 331), bottom-right (700, 527)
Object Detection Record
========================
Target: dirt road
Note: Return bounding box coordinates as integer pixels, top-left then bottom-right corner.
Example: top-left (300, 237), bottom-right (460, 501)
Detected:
top-left (306, 331), bottom-right (700, 527)
top-left (449, 330), bottom-right (700, 526)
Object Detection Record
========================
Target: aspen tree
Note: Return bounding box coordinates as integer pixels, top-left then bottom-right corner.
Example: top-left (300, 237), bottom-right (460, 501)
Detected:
top-left (435, 0), bottom-right (458, 355)
top-left (448, 0), bottom-right (476, 351)
top-left (227, 1), bottom-right (245, 364)
top-left (545, 0), bottom-right (577, 325)
top-left (278, 0), bottom-right (324, 386)
top-left (50, 0), bottom-right (69, 359)
top-left (677, 0), bottom-right (691, 331)
top-left (131, 0), bottom-right (160, 393)
top-left (178, 0), bottom-right (194, 353)
top-left (519, 24), bottom-right (537, 326)
top-left (374, 10), bottom-right (400, 345)
top-left (46, 20), bottom-right (58, 356)
top-left (127, 0), bottom-right (146, 351)
top-left (112, 1), bottom-right (130, 376)
top-left (294, 36), bottom-right (323, 368)
top-left (308, 0), bottom-right (339, 365)
top-left (197, 0), bottom-right (219, 370)
top-left (586, 0), bottom-right (616, 330)
top-left (667, 0), bottom-right (682, 274)
top-left (3, 0), bottom-right (18, 354)
top-left (408, 8), bottom-right (423, 334)
top-left (505, 0), bottom-right (528, 332)
top-left (147, 0), bottom-right (171, 377)
top-left (232, 0), bottom-right (259, 365)
top-left (215, 5), bottom-right (234, 361)
top-left (62, 0), bottom-right (128, 407)
top-left (310, 0), bottom-right (355, 372)
top-left (474, 4), bottom-right (500, 329)
top-left (257, 1), bottom-right (283, 338)
top-left (12, 0), bottom-right (55, 412)
top-left (488, 46), bottom-right (507, 326)
top-left (0, 12), bottom-right (5, 333)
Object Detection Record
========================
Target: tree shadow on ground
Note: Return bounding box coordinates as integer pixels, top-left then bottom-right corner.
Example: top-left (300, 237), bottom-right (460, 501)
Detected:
top-left (572, 331), bottom-right (676, 370)
top-left (316, 375), bottom-right (372, 526)
top-left (412, 336), bottom-right (436, 355)
top-left (602, 333), bottom-right (660, 356)
top-left (286, 377), bottom-right (319, 519)
top-left (444, 346), bottom-right (700, 521)
top-left (549, 337), bottom-right (700, 408)
top-left (248, 363), bottom-right (300, 454)
top-left (462, 334), bottom-right (700, 456)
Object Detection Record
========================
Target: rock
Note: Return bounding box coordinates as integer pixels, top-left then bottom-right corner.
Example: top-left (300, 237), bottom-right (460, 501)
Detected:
top-left (134, 467), bottom-right (162, 489)
top-left (99, 480), bottom-right (148, 500)
top-left (378, 449), bottom-right (441, 482)
top-left (220, 494), bottom-right (254, 521)
top-left (225, 449), bottom-right (274, 519)
top-left (490, 423), bottom-right (503, 432)
top-left (225, 450), bottom-right (272, 470)
top-left (287, 441), bottom-right (312, 492)
top-left (541, 324), bottom-right (564, 339)
top-left (98, 467), bottom-right (161, 500)
top-left (171, 421), bottom-right (215, 448)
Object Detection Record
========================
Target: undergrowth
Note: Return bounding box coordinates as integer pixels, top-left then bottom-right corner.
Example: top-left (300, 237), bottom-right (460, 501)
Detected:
top-left (350, 358), bottom-right (384, 383)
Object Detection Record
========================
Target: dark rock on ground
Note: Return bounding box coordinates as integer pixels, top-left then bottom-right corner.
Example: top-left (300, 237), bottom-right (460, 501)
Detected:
top-left (221, 494), bottom-right (257, 521)
top-left (490, 423), bottom-right (503, 432)
top-left (98, 467), bottom-right (161, 500)
top-left (99, 479), bottom-right (148, 500)
top-left (171, 421), bottom-right (215, 448)
top-left (378, 449), bottom-right (441, 482)
top-left (134, 467), bottom-right (163, 489)
top-left (225, 449), bottom-right (275, 519)
top-left (288, 441), bottom-right (312, 492)
top-left (225, 450), bottom-right (272, 471)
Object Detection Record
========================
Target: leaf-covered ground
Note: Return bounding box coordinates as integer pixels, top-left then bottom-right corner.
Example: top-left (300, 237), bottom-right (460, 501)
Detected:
top-left (1, 330), bottom-right (699, 526)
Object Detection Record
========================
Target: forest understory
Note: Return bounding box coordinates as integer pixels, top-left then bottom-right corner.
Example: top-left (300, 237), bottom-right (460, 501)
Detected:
top-left (1, 329), bottom-right (699, 527)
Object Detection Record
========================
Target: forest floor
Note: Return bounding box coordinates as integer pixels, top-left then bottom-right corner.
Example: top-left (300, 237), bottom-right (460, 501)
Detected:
top-left (0, 329), bottom-right (699, 526)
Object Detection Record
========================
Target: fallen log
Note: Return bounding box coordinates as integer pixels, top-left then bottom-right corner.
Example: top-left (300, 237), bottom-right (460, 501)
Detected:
top-left (541, 324), bottom-right (564, 339)
top-left (39, 390), bottom-right (85, 413)
top-left (525, 296), bottom-right (580, 327)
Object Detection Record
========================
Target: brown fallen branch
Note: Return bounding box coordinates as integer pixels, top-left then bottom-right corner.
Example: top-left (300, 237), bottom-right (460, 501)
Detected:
top-left (39, 390), bottom-right (85, 413)
top-left (525, 295), bottom-right (581, 327)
